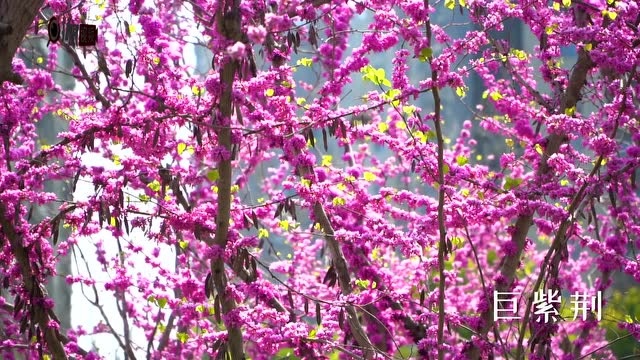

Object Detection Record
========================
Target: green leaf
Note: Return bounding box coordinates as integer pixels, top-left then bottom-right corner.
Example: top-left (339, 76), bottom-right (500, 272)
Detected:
top-left (445, 0), bottom-right (456, 10)
top-left (157, 297), bottom-right (168, 309)
top-left (147, 180), bottom-right (161, 192)
top-left (355, 279), bottom-right (371, 289)
top-left (419, 47), bottom-right (433, 62)
top-left (361, 65), bottom-right (391, 87)
top-left (504, 177), bottom-right (523, 191)
top-left (451, 236), bottom-right (465, 247)
top-left (397, 344), bottom-right (418, 358)
top-left (206, 169), bottom-right (220, 182)
top-left (179, 240), bottom-right (189, 249)
top-left (456, 155), bottom-right (468, 166)
top-left (275, 348), bottom-right (300, 360)
top-left (176, 332), bottom-right (189, 343)
top-left (487, 250), bottom-right (497, 266)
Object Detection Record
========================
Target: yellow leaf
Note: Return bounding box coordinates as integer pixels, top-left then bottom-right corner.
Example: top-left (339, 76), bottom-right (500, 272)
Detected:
top-left (402, 105), bottom-right (416, 114)
top-left (560, 179), bottom-right (569, 186)
top-left (296, 58), bottom-right (313, 67)
top-left (258, 229), bottom-right (269, 239)
top-left (177, 142), bottom-right (187, 155)
top-left (553, 2), bottom-right (560, 10)
top-left (565, 106), bottom-right (576, 116)
top-left (505, 139), bottom-right (514, 148)
top-left (279, 220), bottom-right (290, 231)
top-left (445, 0), bottom-right (456, 9)
top-left (602, 9), bottom-right (617, 20)
top-left (265, 88), bottom-right (275, 96)
top-left (363, 171), bottom-right (376, 182)
top-left (584, 43), bottom-right (593, 51)
top-left (148, 180), bottom-right (161, 192)
top-left (535, 143), bottom-right (544, 155)
top-left (322, 155), bottom-right (332, 167)
top-left (153, 57), bottom-right (160, 65)
top-left (455, 87), bottom-right (466, 98)
top-left (296, 97), bottom-right (306, 105)
top-left (378, 122), bottom-right (389, 133)
top-left (112, 155), bottom-right (121, 165)
top-left (489, 91), bottom-right (503, 101)
top-left (332, 197), bottom-right (346, 206)
top-left (562, 0), bottom-right (571, 7)
top-left (191, 85), bottom-right (203, 96)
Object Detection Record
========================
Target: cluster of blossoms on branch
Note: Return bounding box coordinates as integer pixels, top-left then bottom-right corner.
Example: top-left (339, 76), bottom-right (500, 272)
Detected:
top-left (0, 0), bottom-right (639, 358)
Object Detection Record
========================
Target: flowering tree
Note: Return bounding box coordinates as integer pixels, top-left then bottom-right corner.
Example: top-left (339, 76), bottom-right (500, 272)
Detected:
top-left (1, 0), bottom-right (639, 359)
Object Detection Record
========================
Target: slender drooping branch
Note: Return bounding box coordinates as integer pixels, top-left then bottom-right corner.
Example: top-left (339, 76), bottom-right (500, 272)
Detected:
top-left (422, 1), bottom-right (447, 359)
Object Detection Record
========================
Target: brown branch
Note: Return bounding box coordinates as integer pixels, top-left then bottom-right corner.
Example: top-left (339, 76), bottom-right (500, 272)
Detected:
top-left (59, 42), bottom-right (111, 109)
top-left (208, 1), bottom-right (245, 358)
top-left (310, 202), bottom-right (375, 358)
top-left (422, 1), bottom-right (447, 359)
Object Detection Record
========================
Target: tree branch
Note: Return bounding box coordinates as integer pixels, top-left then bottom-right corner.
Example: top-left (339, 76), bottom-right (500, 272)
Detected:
top-left (465, 6), bottom-right (595, 359)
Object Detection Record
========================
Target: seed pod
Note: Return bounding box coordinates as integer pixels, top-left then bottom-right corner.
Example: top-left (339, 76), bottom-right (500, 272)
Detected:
top-left (315, 302), bottom-right (322, 325)
top-left (125, 59), bottom-right (133, 78)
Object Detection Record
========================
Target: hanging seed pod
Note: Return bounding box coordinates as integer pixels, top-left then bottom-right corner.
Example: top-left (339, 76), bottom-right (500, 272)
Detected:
top-left (315, 302), bottom-right (322, 325)
top-left (204, 272), bottom-right (213, 298)
top-left (252, 212), bottom-right (259, 230)
top-left (125, 59), bottom-right (133, 78)
top-left (214, 295), bottom-right (222, 323)
top-left (322, 128), bottom-right (328, 151)
top-left (287, 289), bottom-right (294, 309)
top-left (274, 202), bottom-right (284, 218)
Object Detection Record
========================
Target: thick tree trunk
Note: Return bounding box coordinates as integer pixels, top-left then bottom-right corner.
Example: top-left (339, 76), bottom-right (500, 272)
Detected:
top-left (0, 0), bottom-right (44, 84)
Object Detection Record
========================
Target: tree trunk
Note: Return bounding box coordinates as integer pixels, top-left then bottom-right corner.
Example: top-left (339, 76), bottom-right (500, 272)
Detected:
top-left (0, 0), bottom-right (44, 84)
